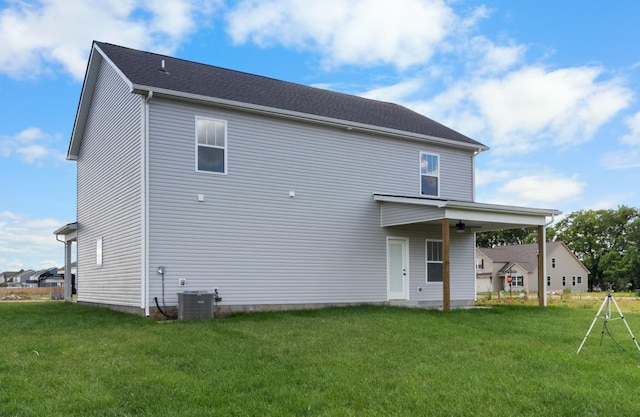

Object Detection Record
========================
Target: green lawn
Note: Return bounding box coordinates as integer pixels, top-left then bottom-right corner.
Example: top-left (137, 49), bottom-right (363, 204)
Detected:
top-left (1, 302), bottom-right (639, 416)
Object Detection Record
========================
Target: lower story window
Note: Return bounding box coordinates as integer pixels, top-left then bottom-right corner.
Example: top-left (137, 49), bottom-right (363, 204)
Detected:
top-left (510, 275), bottom-right (523, 286)
top-left (426, 240), bottom-right (443, 282)
top-left (547, 276), bottom-right (551, 287)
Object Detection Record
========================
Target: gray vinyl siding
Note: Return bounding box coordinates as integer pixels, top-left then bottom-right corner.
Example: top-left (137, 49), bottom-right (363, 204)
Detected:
top-left (76, 59), bottom-right (143, 307)
top-left (379, 202), bottom-right (444, 227)
top-left (147, 98), bottom-right (476, 307)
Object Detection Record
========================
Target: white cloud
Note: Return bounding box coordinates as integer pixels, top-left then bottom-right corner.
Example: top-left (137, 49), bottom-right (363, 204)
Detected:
top-left (497, 172), bottom-right (584, 205)
top-left (601, 149), bottom-right (640, 170)
top-left (474, 168), bottom-right (514, 187)
top-left (409, 65), bottom-right (633, 154)
top-left (226, 0), bottom-right (467, 69)
top-left (0, 0), bottom-right (219, 80)
top-left (470, 66), bottom-right (633, 152)
top-left (0, 211), bottom-right (64, 271)
top-left (360, 79), bottom-right (425, 103)
top-left (0, 127), bottom-right (66, 165)
top-left (463, 36), bottom-right (525, 75)
top-left (621, 111), bottom-right (640, 145)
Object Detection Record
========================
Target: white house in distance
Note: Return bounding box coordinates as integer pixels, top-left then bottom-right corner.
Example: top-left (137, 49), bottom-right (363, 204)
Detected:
top-left (476, 242), bottom-right (589, 294)
top-left (57, 41), bottom-right (561, 317)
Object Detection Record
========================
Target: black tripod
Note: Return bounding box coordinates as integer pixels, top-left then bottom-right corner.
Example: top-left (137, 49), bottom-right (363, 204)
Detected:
top-left (577, 292), bottom-right (640, 354)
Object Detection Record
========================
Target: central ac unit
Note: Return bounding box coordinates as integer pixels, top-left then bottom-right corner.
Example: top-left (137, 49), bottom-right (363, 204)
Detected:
top-left (177, 291), bottom-right (214, 319)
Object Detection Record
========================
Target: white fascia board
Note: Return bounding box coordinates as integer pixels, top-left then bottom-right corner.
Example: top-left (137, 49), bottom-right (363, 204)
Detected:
top-left (372, 194), bottom-right (561, 217)
top-left (444, 200), bottom-right (562, 217)
top-left (131, 84), bottom-right (488, 153)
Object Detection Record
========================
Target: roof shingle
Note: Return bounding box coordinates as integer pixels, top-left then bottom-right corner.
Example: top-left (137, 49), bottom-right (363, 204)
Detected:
top-left (95, 41), bottom-right (485, 148)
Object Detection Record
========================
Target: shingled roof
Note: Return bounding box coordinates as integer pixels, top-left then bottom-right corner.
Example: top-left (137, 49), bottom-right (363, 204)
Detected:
top-left (478, 242), bottom-right (567, 273)
top-left (93, 41), bottom-right (485, 148)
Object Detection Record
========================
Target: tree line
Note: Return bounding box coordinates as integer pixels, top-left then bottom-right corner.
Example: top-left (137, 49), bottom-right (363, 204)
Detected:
top-left (476, 206), bottom-right (640, 291)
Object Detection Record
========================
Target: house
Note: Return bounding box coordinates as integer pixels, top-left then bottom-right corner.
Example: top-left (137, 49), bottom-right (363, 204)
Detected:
top-left (59, 41), bottom-right (561, 316)
top-left (476, 242), bottom-right (589, 293)
top-left (7, 269), bottom-right (35, 287)
top-left (0, 271), bottom-right (22, 286)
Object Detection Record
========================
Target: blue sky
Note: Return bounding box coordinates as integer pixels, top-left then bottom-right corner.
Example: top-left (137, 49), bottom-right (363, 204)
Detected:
top-left (1, 0), bottom-right (639, 271)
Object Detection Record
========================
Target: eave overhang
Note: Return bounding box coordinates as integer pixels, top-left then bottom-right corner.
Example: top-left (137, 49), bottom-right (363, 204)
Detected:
top-left (373, 194), bottom-right (561, 231)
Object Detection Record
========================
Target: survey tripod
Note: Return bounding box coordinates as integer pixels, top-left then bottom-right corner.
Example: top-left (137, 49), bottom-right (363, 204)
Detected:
top-left (577, 292), bottom-right (640, 354)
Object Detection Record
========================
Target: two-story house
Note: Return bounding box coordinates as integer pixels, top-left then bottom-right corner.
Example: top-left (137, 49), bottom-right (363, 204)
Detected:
top-left (476, 242), bottom-right (589, 294)
top-left (58, 41), bottom-right (560, 316)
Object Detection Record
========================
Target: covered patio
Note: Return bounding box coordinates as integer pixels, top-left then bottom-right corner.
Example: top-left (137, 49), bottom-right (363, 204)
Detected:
top-left (374, 194), bottom-right (562, 310)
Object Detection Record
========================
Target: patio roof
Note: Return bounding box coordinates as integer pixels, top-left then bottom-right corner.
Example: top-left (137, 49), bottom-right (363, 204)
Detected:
top-left (373, 194), bottom-right (561, 231)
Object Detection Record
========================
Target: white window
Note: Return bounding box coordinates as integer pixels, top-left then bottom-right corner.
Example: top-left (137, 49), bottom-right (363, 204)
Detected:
top-left (96, 238), bottom-right (103, 266)
top-left (420, 152), bottom-right (439, 197)
top-left (577, 276), bottom-right (582, 284)
top-left (562, 276), bottom-right (566, 286)
top-left (547, 276), bottom-right (551, 287)
top-left (196, 117), bottom-right (227, 173)
top-left (572, 276), bottom-right (576, 286)
top-left (551, 258), bottom-right (556, 268)
top-left (510, 275), bottom-right (523, 286)
top-left (476, 258), bottom-right (484, 269)
top-left (426, 240), bottom-right (443, 282)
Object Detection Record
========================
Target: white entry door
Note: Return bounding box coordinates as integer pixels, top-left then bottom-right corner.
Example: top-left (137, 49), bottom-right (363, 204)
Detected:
top-left (387, 238), bottom-right (409, 300)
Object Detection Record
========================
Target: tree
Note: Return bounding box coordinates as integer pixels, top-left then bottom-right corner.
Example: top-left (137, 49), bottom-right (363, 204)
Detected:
top-left (555, 206), bottom-right (640, 291)
top-left (475, 227), bottom-right (556, 247)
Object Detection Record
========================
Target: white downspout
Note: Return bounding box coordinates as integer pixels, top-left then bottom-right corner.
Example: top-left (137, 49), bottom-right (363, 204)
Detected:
top-left (143, 91), bottom-right (153, 316)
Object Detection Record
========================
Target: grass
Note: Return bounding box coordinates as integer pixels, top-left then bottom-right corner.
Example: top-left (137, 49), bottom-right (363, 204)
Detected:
top-left (1, 302), bottom-right (640, 416)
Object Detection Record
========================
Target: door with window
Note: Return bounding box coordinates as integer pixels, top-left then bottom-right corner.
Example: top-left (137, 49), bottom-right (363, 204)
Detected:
top-left (388, 238), bottom-right (409, 300)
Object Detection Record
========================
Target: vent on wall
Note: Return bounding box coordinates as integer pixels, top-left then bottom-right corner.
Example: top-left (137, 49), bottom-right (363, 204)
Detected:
top-left (177, 291), bottom-right (214, 319)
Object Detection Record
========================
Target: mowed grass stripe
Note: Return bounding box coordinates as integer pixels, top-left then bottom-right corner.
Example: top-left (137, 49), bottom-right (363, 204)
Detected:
top-left (1, 302), bottom-right (639, 416)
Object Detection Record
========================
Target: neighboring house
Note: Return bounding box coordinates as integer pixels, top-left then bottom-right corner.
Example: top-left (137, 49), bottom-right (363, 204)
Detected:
top-left (0, 271), bottom-right (21, 286)
top-left (61, 41), bottom-right (560, 316)
top-left (8, 269), bottom-right (35, 287)
top-left (476, 242), bottom-right (589, 293)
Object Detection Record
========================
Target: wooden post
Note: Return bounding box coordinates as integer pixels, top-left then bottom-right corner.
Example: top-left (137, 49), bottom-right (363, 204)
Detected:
top-left (442, 218), bottom-right (451, 311)
top-left (538, 225), bottom-right (545, 307)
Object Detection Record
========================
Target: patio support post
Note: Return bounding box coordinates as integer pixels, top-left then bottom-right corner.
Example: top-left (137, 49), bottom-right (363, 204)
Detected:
top-left (442, 218), bottom-right (451, 311)
top-left (538, 225), bottom-right (545, 307)
top-left (64, 241), bottom-right (72, 302)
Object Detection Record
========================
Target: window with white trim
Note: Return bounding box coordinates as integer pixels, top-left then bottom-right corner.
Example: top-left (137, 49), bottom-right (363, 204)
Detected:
top-left (510, 275), bottom-right (524, 286)
top-left (420, 152), bottom-right (439, 197)
top-left (551, 258), bottom-right (556, 268)
top-left (196, 117), bottom-right (227, 173)
top-left (572, 276), bottom-right (576, 286)
top-left (577, 276), bottom-right (582, 284)
top-left (547, 276), bottom-right (551, 287)
top-left (562, 276), bottom-right (566, 286)
top-left (426, 240), bottom-right (443, 282)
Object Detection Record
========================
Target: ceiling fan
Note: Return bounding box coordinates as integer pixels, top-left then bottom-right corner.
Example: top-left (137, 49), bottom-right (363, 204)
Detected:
top-left (452, 221), bottom-right (481, 233)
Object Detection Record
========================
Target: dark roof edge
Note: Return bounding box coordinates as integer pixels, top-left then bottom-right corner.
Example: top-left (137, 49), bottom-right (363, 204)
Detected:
top-left (134, 83), bottom-right (489, 152)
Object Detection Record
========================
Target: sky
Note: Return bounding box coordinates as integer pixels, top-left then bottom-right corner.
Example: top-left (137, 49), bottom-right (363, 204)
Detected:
top-left (1, 0), bottom-right (639, 272)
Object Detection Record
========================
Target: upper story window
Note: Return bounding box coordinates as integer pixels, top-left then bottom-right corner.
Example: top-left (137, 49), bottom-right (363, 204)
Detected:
top-left (476, 258), bottom-right (484, 269)
top-left (196, 117), bottom-right (227, 174)
top-left (420, 152), bottom-right (439, 197)
top-left (551, 258), bottom-right (556, 268)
